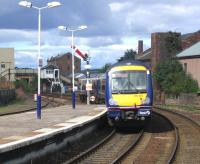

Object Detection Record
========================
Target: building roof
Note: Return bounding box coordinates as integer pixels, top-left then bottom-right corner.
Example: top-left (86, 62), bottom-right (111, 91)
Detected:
top-left (48, 53), bottom-right (69, 61)
top-left (136, 48), bottom-right (151, 61)
top-left (177, 41), bottom-right (200, 58)
top-left (41, 64), bottom-right (58, 70)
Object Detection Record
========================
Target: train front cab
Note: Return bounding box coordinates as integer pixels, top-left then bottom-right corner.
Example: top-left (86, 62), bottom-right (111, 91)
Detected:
top-left (105, 65), bottom-right (153, 125)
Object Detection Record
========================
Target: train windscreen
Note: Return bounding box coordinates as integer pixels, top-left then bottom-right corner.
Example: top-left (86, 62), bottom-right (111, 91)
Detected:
top-left (111, 70), bottom-right (147, 93)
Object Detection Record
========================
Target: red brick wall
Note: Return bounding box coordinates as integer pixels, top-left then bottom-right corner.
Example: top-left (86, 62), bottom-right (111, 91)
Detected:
top-left (48, 53), bottom-right (81, 75)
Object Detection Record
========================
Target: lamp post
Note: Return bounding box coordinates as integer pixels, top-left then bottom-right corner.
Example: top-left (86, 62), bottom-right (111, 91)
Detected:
top-left (58, 25), bottom-right (87, 109)
top-left (85, 60), bottom-right (91, 105)
top-left (19, 1), bottom-right (61, 119)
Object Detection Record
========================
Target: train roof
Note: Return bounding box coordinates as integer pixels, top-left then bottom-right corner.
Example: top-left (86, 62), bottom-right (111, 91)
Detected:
top-left (107, 60), bottom-right (149, 72)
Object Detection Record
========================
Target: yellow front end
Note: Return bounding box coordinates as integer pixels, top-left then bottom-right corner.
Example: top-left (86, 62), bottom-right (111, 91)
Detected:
top-left (110, 65), bottom-right (148, 107)
top-left (112, 93), bottom-right (147, 107)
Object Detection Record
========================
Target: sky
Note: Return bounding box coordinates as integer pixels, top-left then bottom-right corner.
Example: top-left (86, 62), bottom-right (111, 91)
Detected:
top-left (0, 0), bottom-right (200, 69)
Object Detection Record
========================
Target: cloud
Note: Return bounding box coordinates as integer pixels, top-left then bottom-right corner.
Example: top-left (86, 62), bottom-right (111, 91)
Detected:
top-left (1, 0), bottom-right (200, 69)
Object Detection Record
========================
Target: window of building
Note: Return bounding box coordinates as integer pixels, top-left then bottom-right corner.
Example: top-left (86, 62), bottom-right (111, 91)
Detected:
top-left (1, 63), bottom-right (5, 69)
top-left (46, 70), bottom-right (53, 74)
top-left (183, 63), bottom-right (187, 72)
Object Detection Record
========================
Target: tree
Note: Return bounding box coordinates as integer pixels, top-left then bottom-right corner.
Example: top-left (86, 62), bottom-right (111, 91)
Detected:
top-left (99, 63), bottom-right (112, 73)
top-left (118, 49), bottom-right (136, 62)
top-left (154, 58), bottom-right (199, 97)
top-left (14, 75), bottom-right (38, 93)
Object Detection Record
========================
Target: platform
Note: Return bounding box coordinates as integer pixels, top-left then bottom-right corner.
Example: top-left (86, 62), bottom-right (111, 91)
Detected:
top-left (0, 104), bottom-right (106, 153)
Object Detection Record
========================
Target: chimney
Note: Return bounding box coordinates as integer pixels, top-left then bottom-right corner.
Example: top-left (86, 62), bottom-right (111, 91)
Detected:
top-left (138, 40), bottom-right (143, 55)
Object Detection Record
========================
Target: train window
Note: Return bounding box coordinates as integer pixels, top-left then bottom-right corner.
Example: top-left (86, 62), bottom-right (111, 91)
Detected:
top-left (111, 71), bottom-right (147, 93)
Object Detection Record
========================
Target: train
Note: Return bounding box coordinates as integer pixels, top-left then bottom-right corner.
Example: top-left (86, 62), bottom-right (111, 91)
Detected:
top-left (105, 60), bottom-right (153, 125)
top-left (79, 73), bottom-right (105, 104)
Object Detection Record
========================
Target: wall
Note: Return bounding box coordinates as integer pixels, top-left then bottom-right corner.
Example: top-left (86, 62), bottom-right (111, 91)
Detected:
top-left (48, 53), bottom-right (81, 76)
top-left (179, 58), bottom-right (200, 87)
top-left (0, 48), bottom-right (15, 82)
top-left (151, 32), bottom-right (181, 104)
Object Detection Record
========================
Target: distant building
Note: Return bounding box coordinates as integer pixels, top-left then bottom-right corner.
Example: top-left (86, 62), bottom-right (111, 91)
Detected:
top-left (47, 52), bottom-right (81, 77)
top-left (177, 41), bottom-right (200, 86)
top-left (136, 30), bottom-right (200, 68)
top-left (0, 48), bottom-right (15, 82)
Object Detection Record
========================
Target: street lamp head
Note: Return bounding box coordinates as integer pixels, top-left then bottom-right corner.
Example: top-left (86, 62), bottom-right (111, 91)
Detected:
top-left (58, 26), bottom-right (67, 31)
top-left (47, 1), bottom-right (61, 8)
top-left (18, 1), bottom-right (32, 8)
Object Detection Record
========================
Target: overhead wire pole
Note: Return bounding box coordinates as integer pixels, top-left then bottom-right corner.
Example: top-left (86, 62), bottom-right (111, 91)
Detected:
top-left (19, 1), bottom-right (61, 119)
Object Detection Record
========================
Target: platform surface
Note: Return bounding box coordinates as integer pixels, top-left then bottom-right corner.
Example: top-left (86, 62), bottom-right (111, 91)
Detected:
top-left (0, 104), bottom-right (106, 152)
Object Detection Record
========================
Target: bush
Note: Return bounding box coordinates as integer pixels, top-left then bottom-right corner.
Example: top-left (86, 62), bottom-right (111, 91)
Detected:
top-left (154, 58), bottom-right (199, 97)
top-left (14, 75), bottom-right (38, 93)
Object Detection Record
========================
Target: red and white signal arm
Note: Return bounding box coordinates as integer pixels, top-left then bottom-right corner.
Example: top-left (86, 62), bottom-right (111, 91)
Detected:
top-left (86, 83), bottom-right (92, 91)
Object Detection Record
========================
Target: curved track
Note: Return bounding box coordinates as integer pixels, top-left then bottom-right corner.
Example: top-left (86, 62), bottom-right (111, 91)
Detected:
top-left (118, 112), bottom-right (178, 164)
top-left (65, 111), bottom-right (179, 164)
top-left (66, 128), bottom-right (143, 164)
top-left (155, 107), bottom-right (200, 163)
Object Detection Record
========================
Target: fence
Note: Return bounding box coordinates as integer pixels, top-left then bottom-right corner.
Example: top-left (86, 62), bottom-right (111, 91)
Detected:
top-left (0, 89), bottom-right (16, 105)
top-left (166, 93), bottom-right (200, 106)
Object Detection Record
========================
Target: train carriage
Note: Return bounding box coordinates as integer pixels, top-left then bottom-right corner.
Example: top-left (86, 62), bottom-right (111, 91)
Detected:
top-left (105, 60), bottom-right (153, 125)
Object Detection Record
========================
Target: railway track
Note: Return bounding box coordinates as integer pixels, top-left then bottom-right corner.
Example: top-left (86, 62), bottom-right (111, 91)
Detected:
top-left (66, 128), bottom-right (143, 164)
top-left (117, 112), bottom-right (178, 164)
top-left (155, 107), bottom-right (200, 163)
top-left (64, 111), bottom-right (179, 164)
top-left (0, 95), bottom-right (58, 116)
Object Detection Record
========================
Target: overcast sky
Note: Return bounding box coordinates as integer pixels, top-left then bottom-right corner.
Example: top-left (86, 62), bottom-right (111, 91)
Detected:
top-left (0, 0), bottom-right (200, 69)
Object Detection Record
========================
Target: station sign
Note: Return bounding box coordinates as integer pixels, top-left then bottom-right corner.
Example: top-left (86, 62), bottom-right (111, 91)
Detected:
top-left (86, 83), bottom-right (92, 91)
top-left (38, 58), bottom-right (43, 67)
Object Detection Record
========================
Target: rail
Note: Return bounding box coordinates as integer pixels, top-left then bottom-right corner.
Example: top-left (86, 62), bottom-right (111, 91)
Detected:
top-left (154, 106), bottom-right (200, 163)
top-left (153, 110), bottom-right (179, 164)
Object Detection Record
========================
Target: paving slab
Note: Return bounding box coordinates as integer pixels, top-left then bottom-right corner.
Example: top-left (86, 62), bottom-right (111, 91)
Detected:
top-left (0, 104), bottom-right (107, 149)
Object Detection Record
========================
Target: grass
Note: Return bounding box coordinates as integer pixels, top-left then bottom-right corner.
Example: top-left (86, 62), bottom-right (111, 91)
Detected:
top-left (158, 104), bottom-right (200, 113)
top-left (0, 97), bottom-right (36, 115)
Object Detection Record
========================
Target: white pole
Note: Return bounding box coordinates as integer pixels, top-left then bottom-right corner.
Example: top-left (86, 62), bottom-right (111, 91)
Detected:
top-left (72, 31), bottom-right (75, 108)
top-left (38, 9), bottom-right (41, 95)
top-left (72, 31), bottom-right (74, 93)
top-left (86, 71), bottom-right (90, 105)
top-left (37, 9), bottom-right (41, 119)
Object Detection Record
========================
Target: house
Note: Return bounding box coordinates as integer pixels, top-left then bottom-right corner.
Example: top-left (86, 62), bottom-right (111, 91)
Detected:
top-left (41, 65), bottom-right (59, 80)
top-left (41, 64), bottom-right (64, 93)
top-left (136, 30), bottom-right (200, 68)
top-left (0, 48), bottom-right (15, 82)
top-left (177, 41), bottom-right (200, 86)
top-left (47, 52), bottom-right (81, 77)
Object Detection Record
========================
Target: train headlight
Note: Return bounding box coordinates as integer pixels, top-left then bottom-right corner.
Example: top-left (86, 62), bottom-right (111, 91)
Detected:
top-left (109, 98), bottom-right (118, 106)
top-left (142, 96), bottom-right (150, 104)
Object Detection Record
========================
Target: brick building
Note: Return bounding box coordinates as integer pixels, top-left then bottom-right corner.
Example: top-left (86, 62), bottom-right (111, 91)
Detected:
top-left (136, 30), bottom-right (200, 103)
top-left (47, 52), bottom-right (81, 77)
top-left (136, 30), bottom-right (200, 67)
